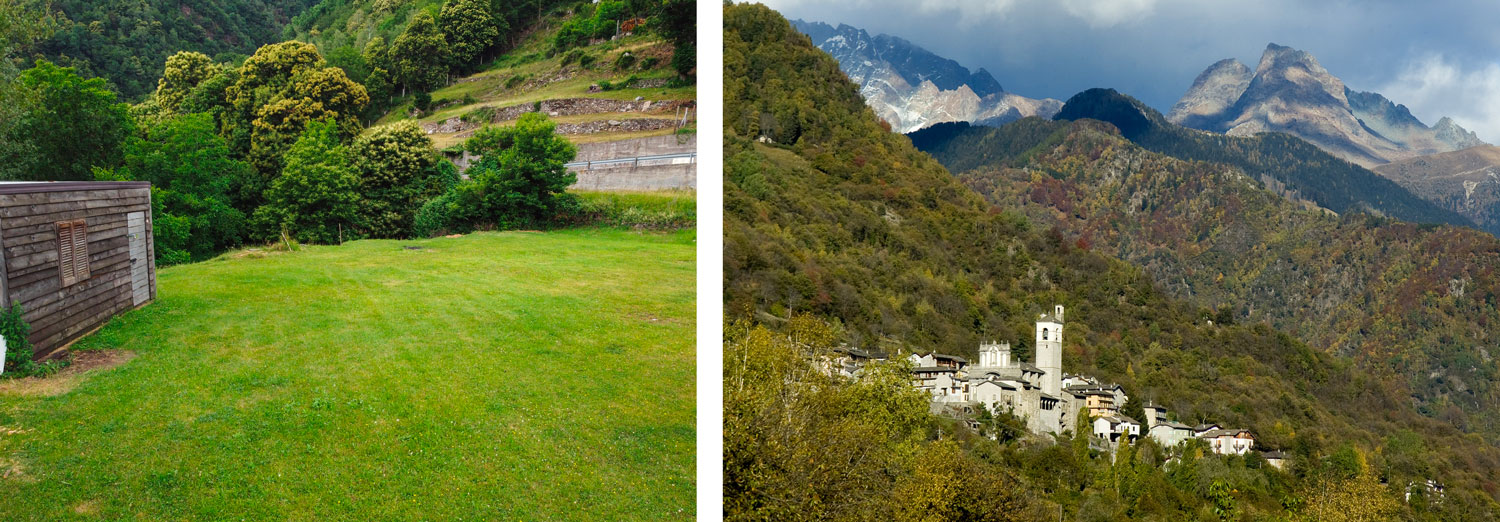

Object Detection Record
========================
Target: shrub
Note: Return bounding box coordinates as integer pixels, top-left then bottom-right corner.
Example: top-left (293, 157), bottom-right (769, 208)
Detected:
top-left (639, 56), bottom-right (659, 70)
top-left (0, 302), bottom-right (34, 375)
top-left (565, 191), bottom-right (695, 229)
top-left (1, 302), bottom-right (66, 378)
top-left (560, 49), bottom-right (586, 66)
top-left (432, 114), bottom-right (578, 231)
top-left (461, 106), bottom-right (497, 124)
top-left (614, 52), bottom-right (636, 70)
top-left (577, 53), bottom-right (597, 69)
top-left (552, 18), bottom-right (593, 51)
top-left (505, 74), bottom-right (527, 89)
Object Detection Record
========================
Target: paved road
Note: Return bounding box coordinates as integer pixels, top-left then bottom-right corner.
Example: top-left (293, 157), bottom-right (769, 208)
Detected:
top-left (565, 152), bottom-right (697, 169)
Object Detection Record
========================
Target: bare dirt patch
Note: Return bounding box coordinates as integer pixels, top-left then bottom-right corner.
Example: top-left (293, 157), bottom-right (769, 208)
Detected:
top-left (72, 500), bottom-right (100, 515)
top-left (0, 456), bottom-right (30, 482)
top-left (0, 350), bottom-right (137, 398)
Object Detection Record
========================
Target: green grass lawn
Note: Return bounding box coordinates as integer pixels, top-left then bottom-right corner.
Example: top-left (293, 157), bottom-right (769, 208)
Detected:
top-left (0, 228), bottom-right (695, 520)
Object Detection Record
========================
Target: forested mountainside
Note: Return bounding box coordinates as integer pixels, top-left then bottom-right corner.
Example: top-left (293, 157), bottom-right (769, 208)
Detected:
top-left (913, 110), bottom-right (1500, 438)
top-left (20, 0), bottom-right (320, 100)
top-left (1045, 88), bottom-right (1474, 228)
top-left (725, 3), bottom-right (1500, 519)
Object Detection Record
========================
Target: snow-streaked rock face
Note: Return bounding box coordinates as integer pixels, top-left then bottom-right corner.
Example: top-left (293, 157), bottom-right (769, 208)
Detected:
top-left (793, 19), bottom-right (1060, 133)
top-left (1169, 43), bottom-right (1489, 168)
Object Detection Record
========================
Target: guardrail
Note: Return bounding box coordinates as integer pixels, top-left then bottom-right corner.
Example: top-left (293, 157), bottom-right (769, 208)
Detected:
top-left (565, 152), bottom-right (697, 170)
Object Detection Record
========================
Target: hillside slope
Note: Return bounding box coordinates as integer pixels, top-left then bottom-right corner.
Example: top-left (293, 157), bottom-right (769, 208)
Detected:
top-left (725, 3), bottom-right (1500, 519)
top-left (1375, 145), bottom-right (1500, 236)
top-left (363, 8), bottom-right (695, 151)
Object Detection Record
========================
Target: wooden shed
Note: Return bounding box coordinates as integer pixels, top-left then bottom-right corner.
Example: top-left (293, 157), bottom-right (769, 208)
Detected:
top-left (0, 182), bottom-right (156, 359)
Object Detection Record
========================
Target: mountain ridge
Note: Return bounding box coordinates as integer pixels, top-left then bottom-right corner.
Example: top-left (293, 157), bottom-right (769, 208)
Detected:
top-left (1168, 43), bottom-right (1487, 168)
top-left (1052, 87), bottom-right (1475, 228)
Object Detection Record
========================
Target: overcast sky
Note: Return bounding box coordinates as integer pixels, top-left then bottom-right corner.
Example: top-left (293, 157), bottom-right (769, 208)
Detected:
top-left (759, 0), bottom-right (1500, 142)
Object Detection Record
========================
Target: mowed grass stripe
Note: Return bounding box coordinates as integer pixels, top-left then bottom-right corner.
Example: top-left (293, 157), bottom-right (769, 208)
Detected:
top-left (0, 228), bottom-right (695, 521)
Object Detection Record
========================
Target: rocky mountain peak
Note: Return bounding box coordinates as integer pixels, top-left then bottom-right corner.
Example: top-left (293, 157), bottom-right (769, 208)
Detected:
top-left (1244, 42), bottom-right (1348, 108)
top-left (1170, 43), bottom-right (1489, 168)
top-left (1434, 117), bottom-right (1487, 150)
top-left (1166, 58), bottom-right (1251, 129)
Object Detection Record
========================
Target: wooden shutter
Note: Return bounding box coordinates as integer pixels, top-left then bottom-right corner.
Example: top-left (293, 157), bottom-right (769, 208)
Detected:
top-left (56, 219), bottom-right (89, 287)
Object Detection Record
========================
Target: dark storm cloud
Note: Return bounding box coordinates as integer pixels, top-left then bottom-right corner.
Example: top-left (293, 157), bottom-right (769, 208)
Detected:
top-left (760, 0), bottom-right (1500, 141)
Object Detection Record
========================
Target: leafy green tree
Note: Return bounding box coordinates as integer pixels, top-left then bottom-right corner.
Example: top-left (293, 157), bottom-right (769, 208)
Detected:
top-left (363, 67), bottom-right (395, 117)
top-left (7, 60), bottom-right (134, 181)
top-left (390, 12), bottom-right (450, 93)
top-left (362, 36), bottom-right (389, 71)
top-left (323, 44), bottom-right (370, 83)
top-left (223, 40), bottom-right (326, 154)
top-left (116, 112), bottom-right (251, 262)
top-left (441, 0), bottom-right (504, 70)
top-left (155, 51), bottom-right (217, 112)
top-left (351, 121), bottom-right (458, 238)
top-left (253, 119), bottom-right (362, 244)
top-left (180, 64), bottom-right (238, 118)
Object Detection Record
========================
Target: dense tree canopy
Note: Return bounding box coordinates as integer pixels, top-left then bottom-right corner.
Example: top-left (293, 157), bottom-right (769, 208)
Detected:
top-left (23, 0), bottom-right (320, 100)
top-left (154, 51), bottom-right (217, 113)
top-left (223, 41), bottom-right (368, 186)
top-left (113, 112), bottom-right (251, 264)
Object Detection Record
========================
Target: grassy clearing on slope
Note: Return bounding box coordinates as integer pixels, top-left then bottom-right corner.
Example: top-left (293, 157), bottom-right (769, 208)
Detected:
top-left (0, 229), bottom-right (695, 520)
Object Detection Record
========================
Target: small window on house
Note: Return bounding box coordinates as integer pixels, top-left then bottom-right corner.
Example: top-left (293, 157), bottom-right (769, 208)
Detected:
top-left (57, 219), bottom-right (90, 286)
top-left (1042, 328), bottom-right (1049, 340)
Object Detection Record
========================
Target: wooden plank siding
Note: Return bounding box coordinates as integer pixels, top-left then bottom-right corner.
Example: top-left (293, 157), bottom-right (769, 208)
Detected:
top-left (0, 182), bottom-right (155, 359)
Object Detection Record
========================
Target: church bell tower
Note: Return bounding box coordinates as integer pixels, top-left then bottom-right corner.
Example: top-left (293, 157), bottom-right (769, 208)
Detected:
top-left (1035, 305), bottom-right (1064, 396)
